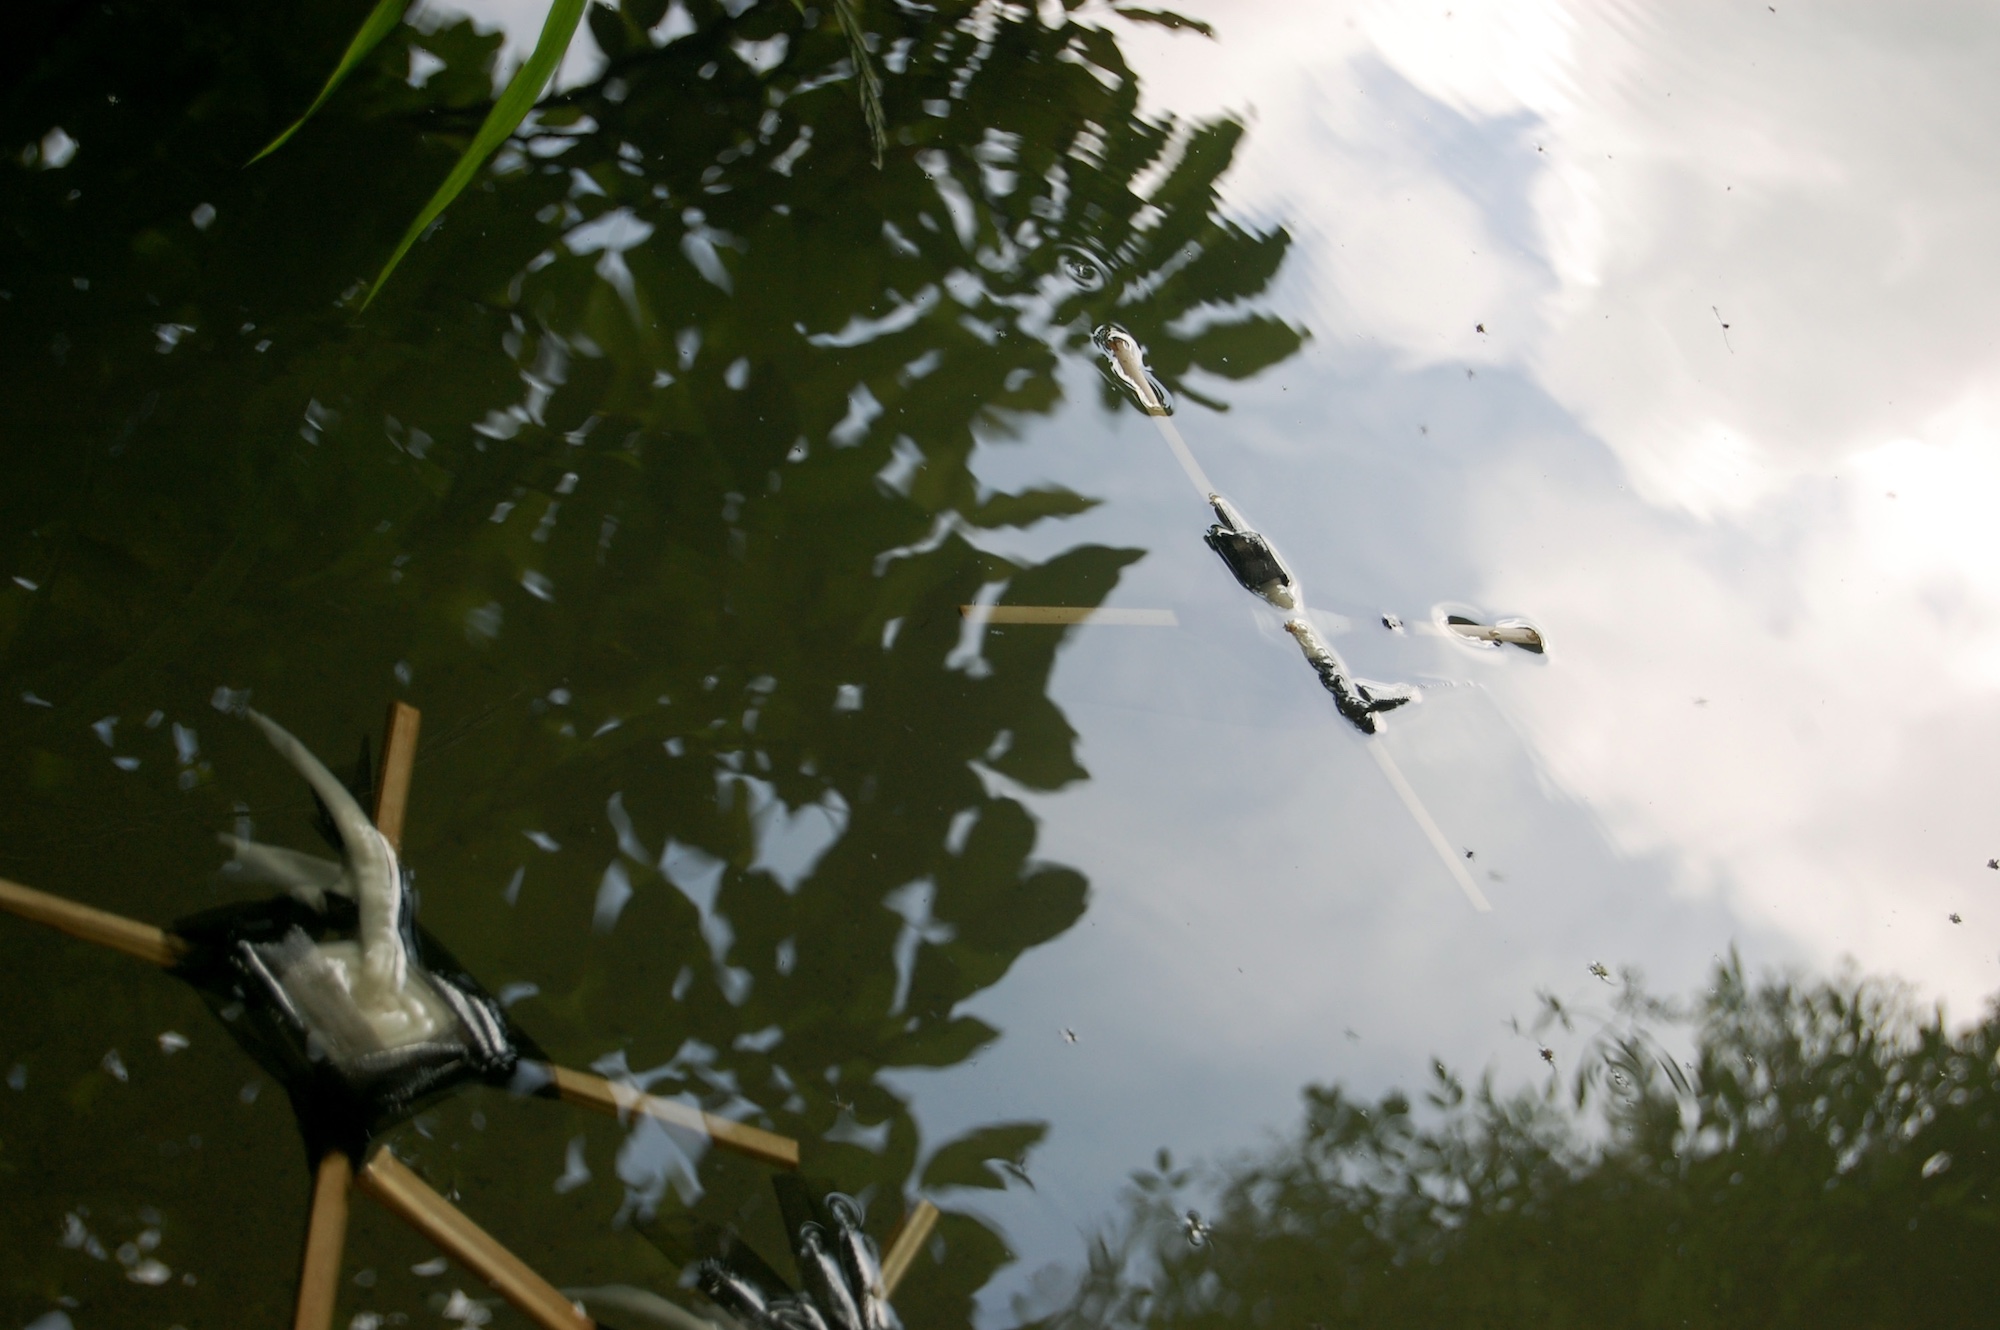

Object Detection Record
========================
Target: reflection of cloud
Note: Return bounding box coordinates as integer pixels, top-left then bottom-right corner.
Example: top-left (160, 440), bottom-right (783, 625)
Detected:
top-left (421, 0), bottom-right (612, 91)
top-left (1119, 1), bottom-right (2000, 1009)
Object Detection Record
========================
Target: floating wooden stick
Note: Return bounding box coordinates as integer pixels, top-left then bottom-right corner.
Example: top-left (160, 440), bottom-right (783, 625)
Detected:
top-left (373, 701), bottom-right (422, 848)
top-left (879, 1199), bottom-right (940, 1297)
top-left (358, 1149), bottom-right (593, 1330)
top-left (547, 1065), bottom-right (800, 1171)
top-left (293, 702), bottom-right (422, 1329)
top-left (293, 1151), bottom-right (353, 1330)
top-left (959, 605), bottom-right (1179, 627)
top-left (0, 875), bottom-right (184, 967)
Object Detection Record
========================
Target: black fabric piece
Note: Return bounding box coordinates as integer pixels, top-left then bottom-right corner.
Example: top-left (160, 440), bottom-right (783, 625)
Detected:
top-left (694, 1179), bottom-right (901, 1330)
top-left (1203, 525), bottom-right (1289, 595)
top-left (169, 893), bottom-right (554, 1161)
top-left (1322, 672), bottom-right (1416, 735)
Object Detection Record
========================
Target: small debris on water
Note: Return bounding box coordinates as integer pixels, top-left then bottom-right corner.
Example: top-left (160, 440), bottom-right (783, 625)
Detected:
top-left (1183, 1210), bottom-right (1212, 1248)
top-left (158, 1031), bottom-right (189, 1054)
top-left (443, 1289), bottom-right (495, 1326)
top-left (412, 1257), bottom-right (450, 1277)
top-left (1381, 613), bottom-right (1403, 632)
top-left (1922, 1151), bottom-right (1953, 1178)
top-left (1538, 1047), bottom-right (1555, 1065)
top-left (100, 1049), bottom-right (128, 1082)
top-left (1588, 962), bottom-right (1611, 981)
top-left (1950, 913), bottom-right (1962, 924)
top-left (1062, 1027), bottom-right (1077, 1043)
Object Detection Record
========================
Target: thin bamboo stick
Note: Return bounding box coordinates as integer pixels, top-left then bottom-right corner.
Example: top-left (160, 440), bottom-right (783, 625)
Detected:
top-left (373, 701), bottom-right (422, 849)
top-left (879, 1199), bottom-right (940, 1297)
top-left (293, 1151), bottom-right (353, 1330)
top-left (0, 875), bottom-right (184, 966)
top-left (357, 1149), bottom-right (593, 1330)
top-left (547, 1065), bottom-right (800, 1170)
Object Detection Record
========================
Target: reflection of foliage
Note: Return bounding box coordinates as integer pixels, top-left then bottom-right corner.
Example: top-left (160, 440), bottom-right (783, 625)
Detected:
top-left (1034, 957), bottom-right (2000, 1329)
top-left (0, 0), bottom-right (1299, 1324)
top-left (253, 0), bottom-right (896, 302)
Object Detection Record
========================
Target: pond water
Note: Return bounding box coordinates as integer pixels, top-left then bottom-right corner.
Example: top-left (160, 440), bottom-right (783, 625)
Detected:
top-left (6, 1), bottom-right (2000, 1326)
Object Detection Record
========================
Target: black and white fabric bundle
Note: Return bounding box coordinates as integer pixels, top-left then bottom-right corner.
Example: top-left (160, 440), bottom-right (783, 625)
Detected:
top-left (1201, 494), bottom-right (1416, 734)
top-left (694, 1180), bottom-right (901, 1330)
top-left (172, 711), bottom-right (548, 1160)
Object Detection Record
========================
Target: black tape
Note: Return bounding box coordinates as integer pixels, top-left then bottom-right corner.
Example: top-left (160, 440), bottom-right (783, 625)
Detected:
top-left (170, 893), bottom-right (552, 1161)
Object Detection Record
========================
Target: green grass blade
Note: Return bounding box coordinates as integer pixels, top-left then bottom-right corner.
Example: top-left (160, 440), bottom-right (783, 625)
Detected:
top-left (250, 0), bottom-right (410, 164)
top-left (362, 0), bottom-right (588, 307)
top-left (832, 0), bottom-right (887, 168)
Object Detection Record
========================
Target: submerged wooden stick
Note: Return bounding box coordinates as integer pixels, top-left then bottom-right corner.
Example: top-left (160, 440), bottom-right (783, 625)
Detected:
top-left (358, 1149), bottom-right (593, 1330)
top-left (879, 1199), bottom-right (940, 1297)
top-left (373, 701), bottom-right (421, 848)
top-left (547, 1065), bottom-right (800, 1170)
top-left (293, 1151), bottom-right (353, 1330)
top-left (0, 875), bottom-right (184, 966)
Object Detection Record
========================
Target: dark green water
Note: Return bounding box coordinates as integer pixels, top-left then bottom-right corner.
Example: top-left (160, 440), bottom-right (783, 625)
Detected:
top-left (5, 2), bottom-right (2000, 1327)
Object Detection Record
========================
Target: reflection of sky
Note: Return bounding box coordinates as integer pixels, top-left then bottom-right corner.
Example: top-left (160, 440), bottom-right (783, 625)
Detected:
top-left (897, 1), bottom-right (2000, 1318)
top-left (372, 1), bottom-right (2000, 1319)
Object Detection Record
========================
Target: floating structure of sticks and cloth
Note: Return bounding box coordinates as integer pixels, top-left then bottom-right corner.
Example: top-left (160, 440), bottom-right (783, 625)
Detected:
top-left (0, 701), bottom-right (937, 1330)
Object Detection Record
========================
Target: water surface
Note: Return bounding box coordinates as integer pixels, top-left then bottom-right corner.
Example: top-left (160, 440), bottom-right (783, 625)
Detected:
top-left (6, 2), bottom-right (2000, 1325)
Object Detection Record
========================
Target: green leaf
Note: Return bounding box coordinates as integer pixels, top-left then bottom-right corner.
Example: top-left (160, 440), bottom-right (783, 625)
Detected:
top-left (362, 0), bottom-right (589, 308)
top-left (251, 0), bottom-right (410, 164)
top-left (921, 1121), bottom-right (1049, 1190)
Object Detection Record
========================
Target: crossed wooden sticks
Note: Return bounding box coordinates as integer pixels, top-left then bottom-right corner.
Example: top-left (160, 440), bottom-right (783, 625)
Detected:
top-left (0, 702), bottom-right (938, 1329)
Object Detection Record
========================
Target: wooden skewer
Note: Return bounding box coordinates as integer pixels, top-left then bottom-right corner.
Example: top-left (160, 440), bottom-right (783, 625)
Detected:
top-left (879, 1199), bottom-right (940, 1297)
top-left (358, 1149), bottom-right (593, 1330)
top-left (0, 875), bottom-right (184, 967)
top-left (547, 1065), bottom-right (800, 1170)
top-left (292, 1152), bottom-right (353, 1330)
top-left (295, 703), bottom-right (423, 1330)
top-left (373, 701), bottom-right (422, 850)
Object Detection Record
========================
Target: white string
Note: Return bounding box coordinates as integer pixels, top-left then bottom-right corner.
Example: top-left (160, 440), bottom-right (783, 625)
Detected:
top-left (1369, 741), bottom-right (1492, 912)
top-left (1148, 412), bottom-right (1215, 498)
top-left (1125, 365), bottom-right (1492, 915)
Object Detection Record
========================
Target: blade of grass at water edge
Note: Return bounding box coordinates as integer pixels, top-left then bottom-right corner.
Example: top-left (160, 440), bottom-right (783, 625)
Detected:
top-left (362, 0), bottom-right (588, 308)
top-left (832, 0), bottom-right (887, 168)
top-left (250, 0), bottom-right (411, 164)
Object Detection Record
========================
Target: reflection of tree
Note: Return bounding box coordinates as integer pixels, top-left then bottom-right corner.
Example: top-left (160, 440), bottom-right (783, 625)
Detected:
top-left (0, 1), bottom-right (1299, 1323)
top-left (1032, 957), bottom-right (2000, 1329)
